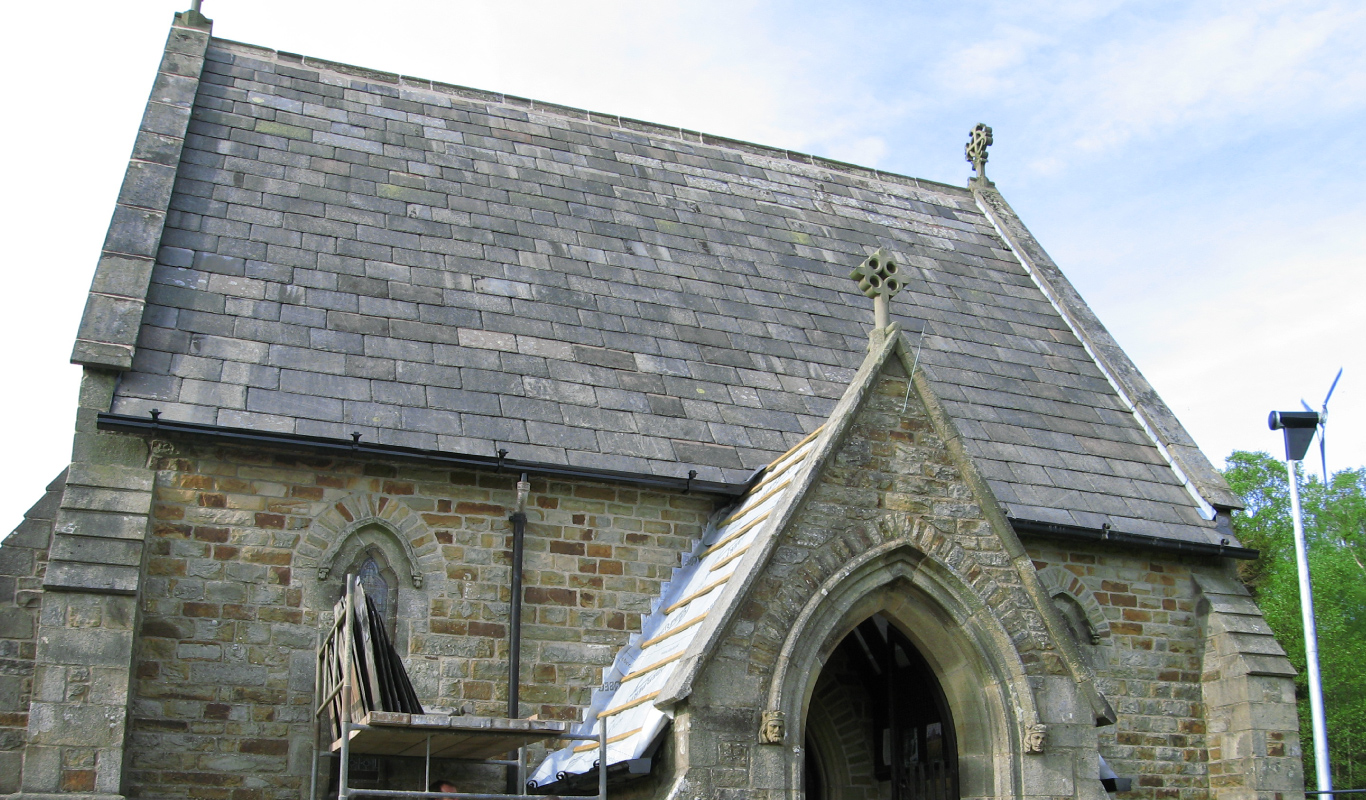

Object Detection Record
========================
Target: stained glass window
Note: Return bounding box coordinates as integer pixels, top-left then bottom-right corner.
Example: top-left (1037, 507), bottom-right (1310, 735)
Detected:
top-left (358, 556), bottom-right (389, 622)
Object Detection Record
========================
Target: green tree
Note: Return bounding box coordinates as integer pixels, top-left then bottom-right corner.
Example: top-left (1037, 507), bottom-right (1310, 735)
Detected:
top-left (1224, 451), bottom-right (1366, 790)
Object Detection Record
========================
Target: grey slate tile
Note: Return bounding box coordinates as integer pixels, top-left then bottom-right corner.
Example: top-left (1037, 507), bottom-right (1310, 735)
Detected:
top-left (560, 405), bottom-right (638, 433)
top-left (427, 387), bottom-right (501, 415)
top-left (461, 413), bottom-right (528, 443)
top-left (247, 388), bottom-right (343, 420)
top-left (279, 369), bottom-right (371, 400)
top-left (526, 421), bottom-right (598, 451)
top-left (217, 408), bottom-right (297, 433)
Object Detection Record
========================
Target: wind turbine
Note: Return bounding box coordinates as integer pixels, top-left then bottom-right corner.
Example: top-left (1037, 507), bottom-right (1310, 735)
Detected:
top-left (1301, 367), bottom-right (1343, 484)
top-left (1269, 407), bottom-right (1333, 795)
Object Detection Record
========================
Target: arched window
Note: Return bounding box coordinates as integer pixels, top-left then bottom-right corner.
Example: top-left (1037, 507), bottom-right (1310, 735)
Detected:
top-left (343, 545), bottom-right (398, 638)
top-left (1051, 592), bottom-right (1100, 646)
top-left (357, 555), bottom-right (392, 630)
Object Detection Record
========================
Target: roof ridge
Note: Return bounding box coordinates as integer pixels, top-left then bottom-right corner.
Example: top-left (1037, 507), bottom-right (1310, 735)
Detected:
top-left (205, 37), bottom-right (972, 198)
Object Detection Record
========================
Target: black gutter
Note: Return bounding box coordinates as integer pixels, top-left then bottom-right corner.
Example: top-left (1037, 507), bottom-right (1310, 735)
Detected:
top-left (1010, 517), bottom-right (1258, 560)
top-left (97, 412), bottom-right (749, 497)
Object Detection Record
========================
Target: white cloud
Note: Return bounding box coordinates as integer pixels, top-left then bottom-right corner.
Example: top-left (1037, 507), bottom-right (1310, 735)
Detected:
top-left (940, 27), bottom-right (1053, 96)
top-left (926, 0), bottom-right (1366, 161)
top-left (1072, 2), bottom-right (1366, 151)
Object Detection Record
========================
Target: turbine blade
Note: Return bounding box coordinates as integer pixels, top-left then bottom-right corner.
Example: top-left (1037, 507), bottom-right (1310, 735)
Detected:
top-left (1301, 399), bottom-right (1314, 413)
top-left (1323, 367), bottom-right (1343, 410)
top-left (1320, 430), bottom-right (1328, 485)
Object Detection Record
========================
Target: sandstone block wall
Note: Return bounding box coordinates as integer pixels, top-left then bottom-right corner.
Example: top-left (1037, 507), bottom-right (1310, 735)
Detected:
top-left (1023, 543), bottom-right (1301, 800)
top-left (1195, 573), bottom-right (1301, 800)
top-left (0, 472), bottom-right (64, 794)
top-left (1, 368), bottom-right (1299, 800)
top-left (126, 439), bottom-right (713, 799)
top-left (1026, 541), bottom-right (1216, 800)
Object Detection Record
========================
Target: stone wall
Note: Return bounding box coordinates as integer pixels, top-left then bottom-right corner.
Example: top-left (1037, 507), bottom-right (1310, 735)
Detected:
top-left (125, 438), bottom-right (713, 799)
top-left (671, 359), bottom-right (1100, 800)
top-left (6, 361), bottom-right (1298, 800)
top-left (1023, 540), bottom-right (1301, 800)
top-left (1025, 541), bottom-right (1217, 800)
top-left (0, 472), bottom-right (64, 794)
top-left (1195, 573), bottom-right (1301, 800)
top-left (655, 354), bottom-right (1300, 800)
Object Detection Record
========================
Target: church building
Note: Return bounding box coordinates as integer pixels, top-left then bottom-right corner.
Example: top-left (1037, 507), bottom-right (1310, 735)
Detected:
top-left (1, 9), bottom-right (1303, 800)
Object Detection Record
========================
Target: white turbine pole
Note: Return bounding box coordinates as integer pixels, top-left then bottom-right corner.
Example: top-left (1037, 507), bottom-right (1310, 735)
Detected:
top-left (1286, 457), bottom-right (1332, 794)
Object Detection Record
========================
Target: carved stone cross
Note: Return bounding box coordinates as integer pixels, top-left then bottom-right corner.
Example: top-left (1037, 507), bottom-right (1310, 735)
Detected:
top-left (848, 247), bottom-right (903, 332)
top-left (965, 123), bottom-right (993, 180)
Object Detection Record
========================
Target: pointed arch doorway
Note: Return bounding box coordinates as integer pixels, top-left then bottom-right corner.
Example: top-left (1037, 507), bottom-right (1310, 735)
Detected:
top-left (805, 613), bottom-right (959, 800)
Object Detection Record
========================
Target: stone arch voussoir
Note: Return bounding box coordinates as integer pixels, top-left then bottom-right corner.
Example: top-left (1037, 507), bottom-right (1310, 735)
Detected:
top-left (1034, 565), bottom-right (1110, 642)
top-left (301, 491), bottom-right (435, 588)
top-left (766, 526), bottom-right (1044, 800)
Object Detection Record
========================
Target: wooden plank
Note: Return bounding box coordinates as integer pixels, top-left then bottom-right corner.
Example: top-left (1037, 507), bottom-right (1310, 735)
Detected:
top-left (332, 712), bottom-right (569, 760)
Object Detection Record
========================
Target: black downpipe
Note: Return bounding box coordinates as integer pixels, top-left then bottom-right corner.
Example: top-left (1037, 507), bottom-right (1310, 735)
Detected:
top-left (506, 474), bottom-right (529, 793)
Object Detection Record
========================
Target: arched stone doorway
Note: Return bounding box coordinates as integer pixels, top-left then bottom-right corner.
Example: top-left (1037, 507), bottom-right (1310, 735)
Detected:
top-left (765, 541), bottom-right (1047, 800)
top-left (805, 613), bottom-right (959, 800)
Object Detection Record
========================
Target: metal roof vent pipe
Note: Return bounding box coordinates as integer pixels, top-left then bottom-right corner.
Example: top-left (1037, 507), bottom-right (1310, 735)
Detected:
top-left (1268, 409), bottom-right (1332, 796)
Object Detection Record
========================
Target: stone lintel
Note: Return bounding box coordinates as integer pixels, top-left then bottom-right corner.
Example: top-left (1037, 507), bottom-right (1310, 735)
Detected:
top-left (48, 534), bottom-right (144, 568)
top-left (45, 455), bottom-right (155, 593)
top-left (70, 340), bottom-right (135, 372)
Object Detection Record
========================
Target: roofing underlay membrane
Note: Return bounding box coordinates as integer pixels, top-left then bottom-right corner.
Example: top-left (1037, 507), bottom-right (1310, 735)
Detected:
top-left (529, 427), bottom-right (824, 786)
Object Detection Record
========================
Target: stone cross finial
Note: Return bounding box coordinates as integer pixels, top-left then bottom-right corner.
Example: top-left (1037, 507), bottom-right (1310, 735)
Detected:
top-left (849, 248), bottom-right (903, 332)
top-left (965, 123), bottom-right (993, 180)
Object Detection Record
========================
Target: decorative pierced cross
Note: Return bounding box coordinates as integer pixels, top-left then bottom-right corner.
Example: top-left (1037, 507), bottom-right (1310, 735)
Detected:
top-left (849, 247), bottom-right (903, 332)
top-left (965, 123), bottom-right (993, 180)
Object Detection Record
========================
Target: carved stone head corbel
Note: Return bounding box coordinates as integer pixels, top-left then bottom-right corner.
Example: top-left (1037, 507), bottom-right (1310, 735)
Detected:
top-left (759, 710), bottom-right (786, 745)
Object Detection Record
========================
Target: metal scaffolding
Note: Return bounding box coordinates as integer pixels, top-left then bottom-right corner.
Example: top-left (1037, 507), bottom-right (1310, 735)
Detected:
top-left (311, 574), bottom-right (608, 800)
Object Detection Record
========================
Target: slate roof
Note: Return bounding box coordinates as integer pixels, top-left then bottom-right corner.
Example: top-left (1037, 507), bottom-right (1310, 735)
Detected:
top-left (96, 35), bottom-right (1233, 546)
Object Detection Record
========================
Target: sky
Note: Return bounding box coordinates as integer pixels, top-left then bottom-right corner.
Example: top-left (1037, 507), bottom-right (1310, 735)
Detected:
top-left (1, 0), bottom-right (1363, 532)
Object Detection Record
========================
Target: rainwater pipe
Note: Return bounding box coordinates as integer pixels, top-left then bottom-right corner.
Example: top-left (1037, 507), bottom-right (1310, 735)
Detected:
top-left (506, 473), bottom-right (530, 792)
